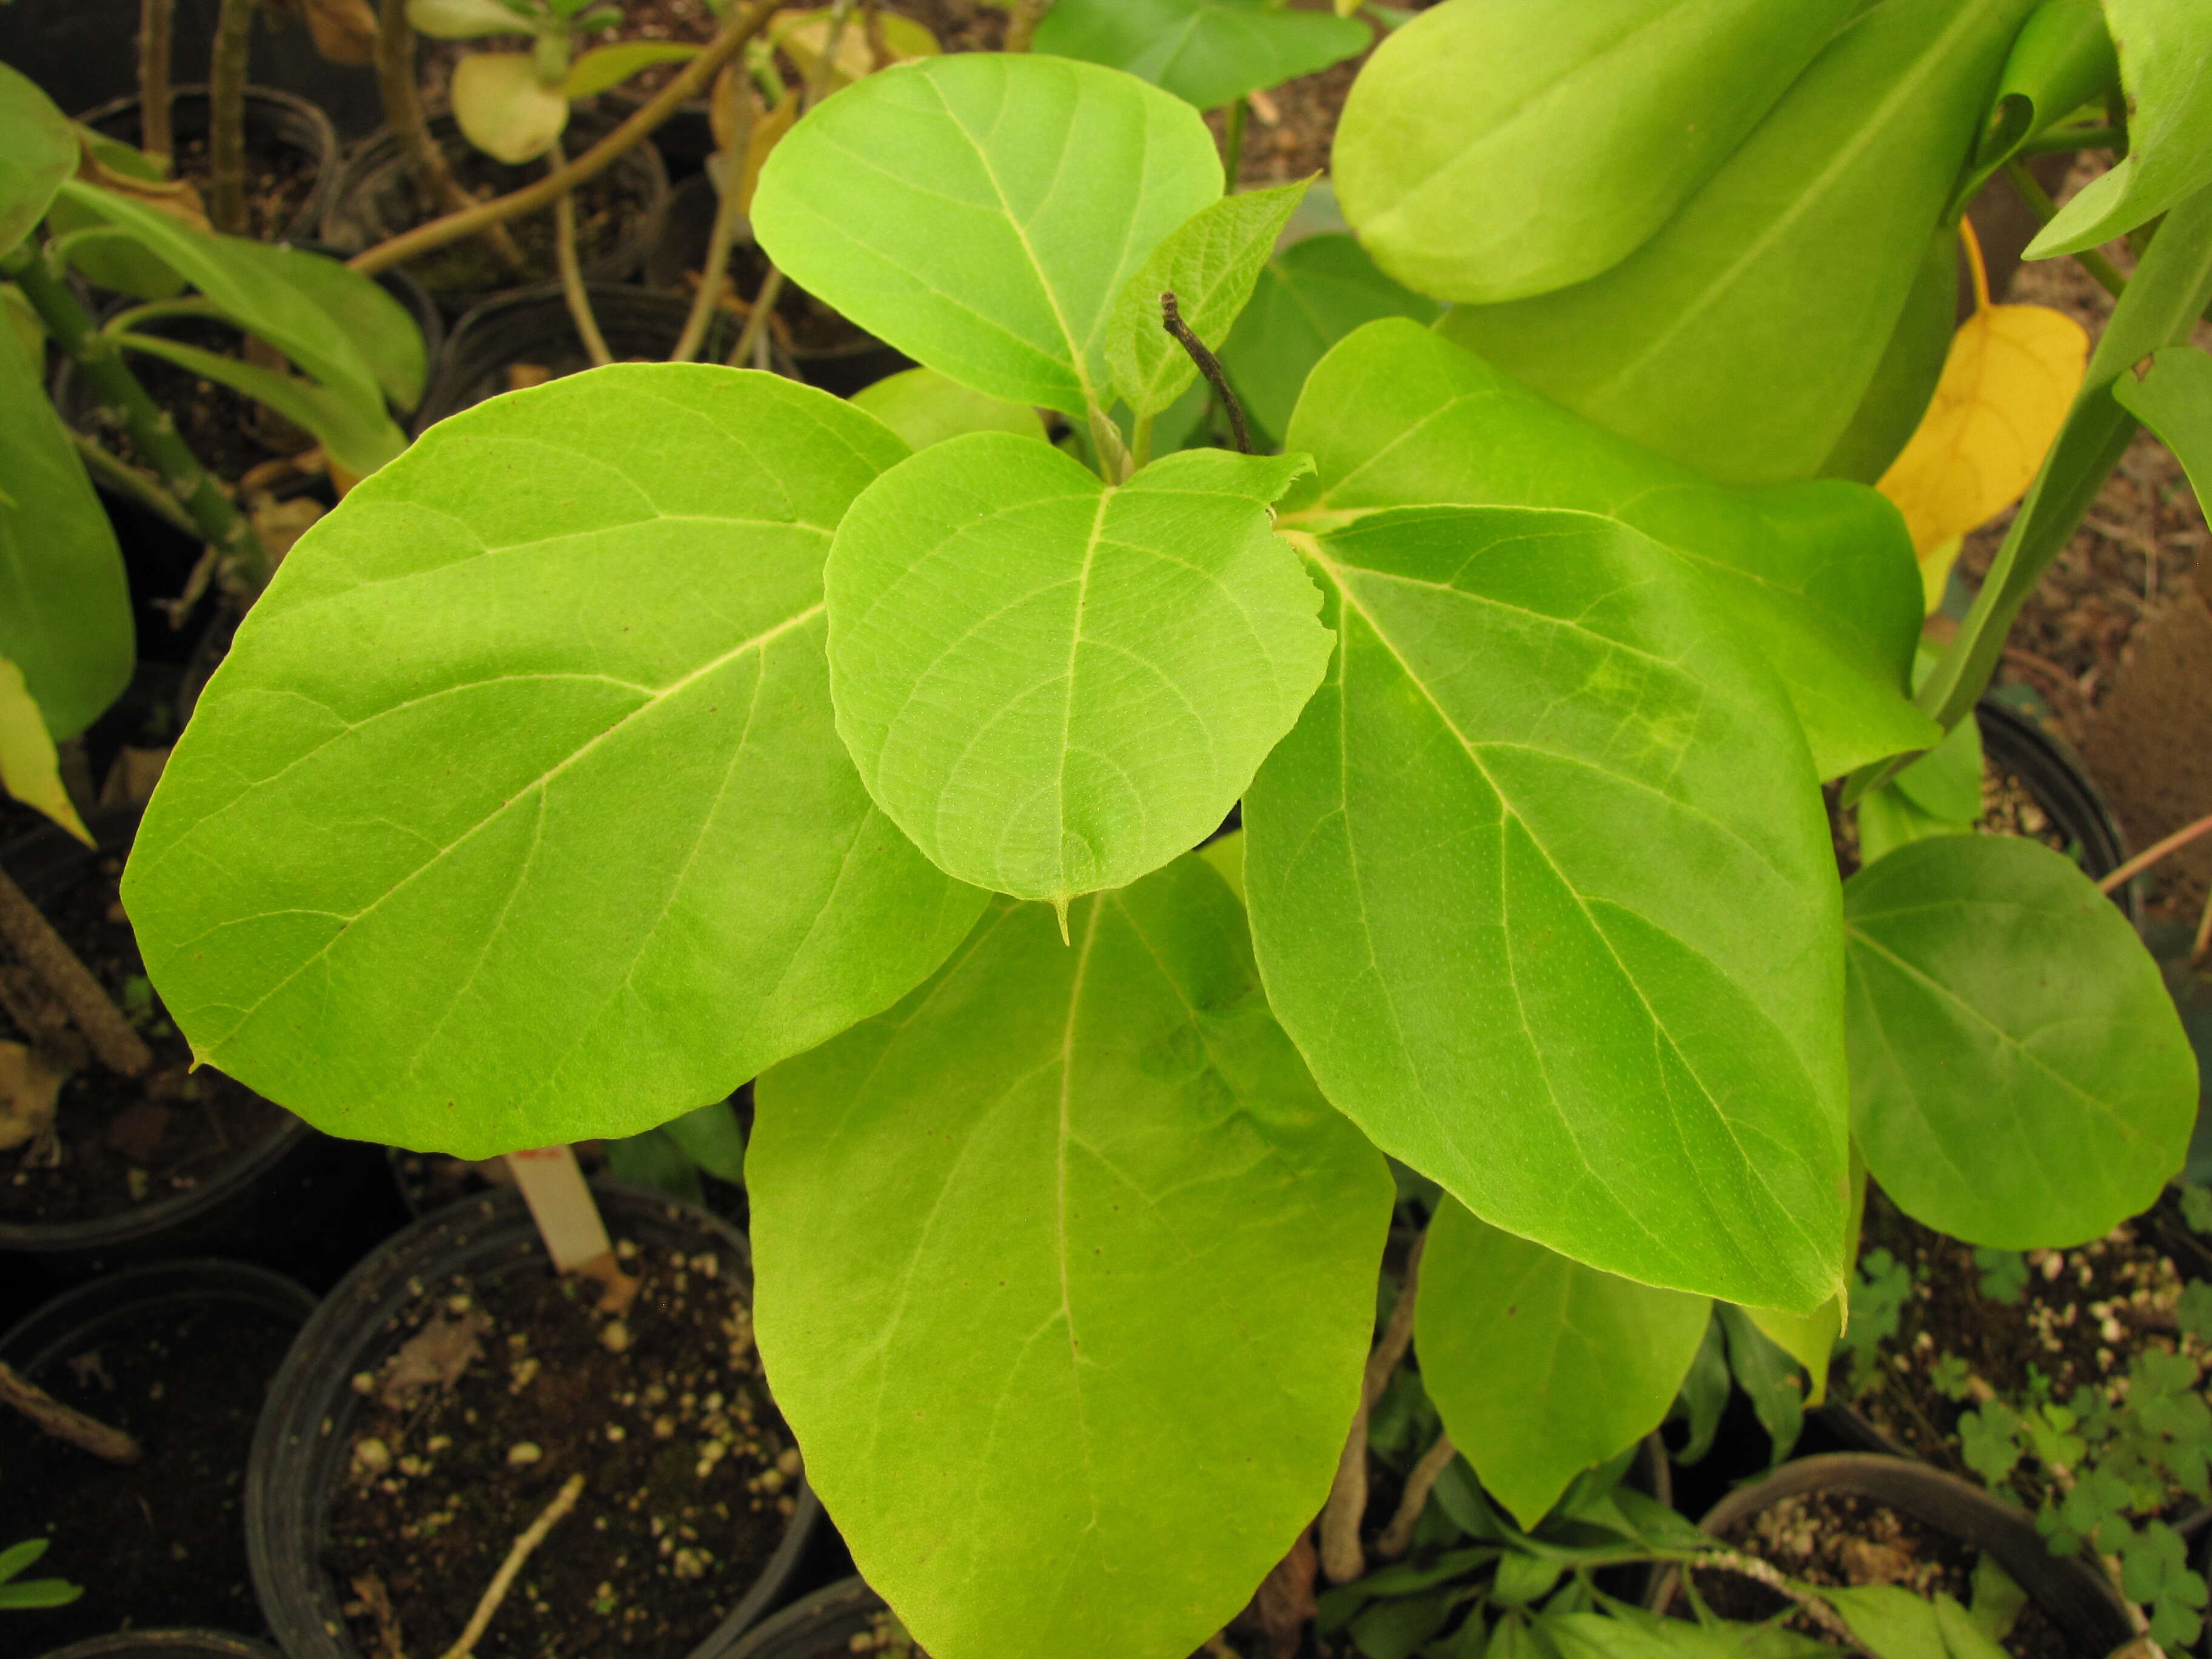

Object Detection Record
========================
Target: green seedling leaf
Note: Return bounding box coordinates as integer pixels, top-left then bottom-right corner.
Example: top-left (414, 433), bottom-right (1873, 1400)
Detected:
top-left (1822, 230), bottom-right (1959, 486)
top-left (451, 51), bottom-right (571, 163)
top-left (1033, 0), bottom-right (1370, 112)
top-left (1974, 1246), bottom-right (2029, 1303)
top-left (1844, 834), bottom-right (2198, 1248)
top-left (0, 318), bottom-right (131, 744)
top-left (661, 1098), bottom-right (747, 1185)
top-left (1824, 1587), bottom-right (2013, 1659)
top-left (563, 41), bottom-right (700, 99)
top-left (113, 330), bottom-right (407, 477)
top-left (1959, 1401), bottom-right (2023, 1485)
top-left (749, 856), bottom-right (1393, 1659)
top-left (1417, 1199), bottom-right (1709, 1529)
top-left (1279, 320), bottom-right (1934, 782)
top-left (1889, 703), bottom-right (1984, 824)
top-left (2114, 347), bottom-right (2212, 506)
top-left (1718, 1304), bottom-right (1806, 1466)
top-left (826, 437), bottom-right (1330, 905)
top-left (1968, 1553), bottom-right (2028, 1643)
top-left (0, 60), bottom-right (77, 256)
top-left (0, 653), bottom-right (92, 843)
top-left (1859, 783), bottom-right (1971, 868)
top-left (1245, 504), bottom-right (1849, 1310)
top-left (2029, 0), bottom-right (2212, 258)
top-left (1108, 179), bottom-right (1307, 420)
top-left (219, 238), bottom-right (429, 412)
top-left (846, 367), bottom-right (1044, 452)
top-left (1335, 0), bottom-right (1859, 306)
top-left (1439, 0), bottom-right (2040, 486)
top-left (1954, 0), bottom-right (2117, 209)
top-left (752, 54), bottom-right (1220, 420)
top-left (124, 366), bottom-right (987, 1155)
top-left (1217, 233), bottom-right (1441, 449)
top-left (49, 180), bottom-right (388, 417)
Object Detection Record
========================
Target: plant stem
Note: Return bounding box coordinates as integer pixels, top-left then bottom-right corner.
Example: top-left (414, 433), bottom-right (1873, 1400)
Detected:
top-left (1320, 1229), bottom-right (1426, 1583)
top-left (437, 1472), bottom-right (585, 1659)
top-left (4, 243), bottom-right (273, 593)
top-left (726, 266), bottom-right (785, 368)
top-left (2005, 158), bottom-right (2128, 298)
top-left (350, 0), bottom-right (782, 278)
top-left (71, 429), bottom-right (201, 537)
top-left (2193, 887), bottom-right (2212, 968)
top-left (1375, 1431), bottom-right (1455, 1560)
top-left (2021, 126), bottom-right (2122, 155)
top-left (0, 1362), bottom-right (142, 1464)
top-left (139, 0), bottom-right (175, 165)
top-left (1004, 0), bottom-right (1051, 51)
top-left (670, 112), bottom-right (750, 363)
top-left (1129, 411), bottom-right (1155, 471)
top-left (209, 0), bottom-right (256, 235)
top-left (549, 141), bottom-right (612, 368)
top-left (0, 865), bottom-right (152, 1079)
top-left (2097, 811), bottom-right (2212, 893)
top-left (374, 0), bottom-right (526, 273)
top-left (1161, 290), bottom-right (1250, 453)
top-left (1221, 97), bottom-right (1246, 189)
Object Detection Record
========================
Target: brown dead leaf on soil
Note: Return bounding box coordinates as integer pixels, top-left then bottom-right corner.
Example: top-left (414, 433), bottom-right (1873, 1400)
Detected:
top-left (0, 1040), bottom-right (65, 1153)
top-left (377, 1304), bottom-right (492, 1409)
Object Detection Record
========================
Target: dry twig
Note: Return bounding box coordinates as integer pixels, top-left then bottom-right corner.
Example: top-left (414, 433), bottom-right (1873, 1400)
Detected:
top-left (437, 1472), bottom-right (586, 1659)
top-left (0, 1361), bottom-right (142, 1463)
top-left (0, 866), bottom-right (151, 1078)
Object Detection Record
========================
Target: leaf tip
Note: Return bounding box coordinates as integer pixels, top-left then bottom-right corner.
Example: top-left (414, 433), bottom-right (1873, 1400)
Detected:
top-left (1052, 896), bottom-right (1071, 945)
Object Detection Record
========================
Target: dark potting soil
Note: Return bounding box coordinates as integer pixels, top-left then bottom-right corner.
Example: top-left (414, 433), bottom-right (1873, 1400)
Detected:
top-left (406, 160), bottom-right (643, 300)
top-left (1835, 1187), bottom-right (2210, 1519)
top-left (0, 848), bottom-right (293, 1228)
top-left (1693, 1491), bottom-right (2070, 1659)
top-left (82, 317), bottom-right (316, 483)
top-left (0, 1299), bottom-right (298, 1646)
top-left (91, 119), bottom-right (320, 243)
top-left (324, 1242), bottom-right (796, 1659)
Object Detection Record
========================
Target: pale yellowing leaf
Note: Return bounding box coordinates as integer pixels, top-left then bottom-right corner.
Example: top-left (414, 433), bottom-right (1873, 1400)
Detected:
top-left (0, 1040), bottom-right (65, 1152)
top-left (451, 52), bottom-right (571, 164)
top-left (0, 654), bottom-right (91, 844)
top-left (738, 89), bottom-right (797, 216)
top-left (1877, 301), bottom-right (2088, 557)
top-left (563, 42), bottom-right (701, 101)
top-left (266, 0), bottom-right (381, 65)
top-left (772, 7), bottom-right (938, 91)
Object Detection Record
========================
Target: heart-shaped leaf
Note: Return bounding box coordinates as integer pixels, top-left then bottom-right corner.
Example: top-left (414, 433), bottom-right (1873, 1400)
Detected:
top-left (1333, 0), bottom-right (1861, 304)
top-left (846, 367), bottom-right (1045, 452)
top-left (1417, 1198), bottom-right (1710, 1530)
top-left (1033, 0), bottom-right (1370, 112)
top-left (1245, 504), bottom-right (1849, 1310)
top-left (751, 53), bottom-right (1220, 418)
top-left (0, 60), bottom-right (78, 257)
top-left (1844, 833), bottom-right (2198, 1248)
top-left (1280, 320), bottom-right (1936, 780)
top-left (123, 366), bottom-right (987, 1155)
top-left (1108, 179), bottom-right (1307, 421)
top-left (826, 436), bottom-right (1330, 905)
top-left (750, 854), bottom-right (1393, 1659)
top-left (1438, 0), bottom-right (2041, 485)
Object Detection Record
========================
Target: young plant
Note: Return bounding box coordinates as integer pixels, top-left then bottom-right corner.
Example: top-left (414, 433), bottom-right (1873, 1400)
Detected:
top-left (0, 1539), bottom-right (81, 1612)
top-left (106, 6), bottom-right (2212, 1657)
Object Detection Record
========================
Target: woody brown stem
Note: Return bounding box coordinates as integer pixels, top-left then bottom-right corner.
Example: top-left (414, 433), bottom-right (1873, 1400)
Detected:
top-left (139, 0), bottom-right (175, 163)
top-left (0, 866), bottom-right (152, 1079)
top-left (374, 0), bottom-right (525, 272)
top-left (209, 0), bottom-right (255, 233)
top-left (0, 1362), bottom-right (142, 1463)
top-left (1375, 1431), bottom-right (1455, 1560)
top-left (1319, 1230), bottom-right (1426, 1583)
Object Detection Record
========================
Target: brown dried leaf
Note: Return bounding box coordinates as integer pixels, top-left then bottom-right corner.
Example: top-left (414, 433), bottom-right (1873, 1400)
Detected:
top-left (266, 0), bottom-right (382, 65)
top-left (377, 1304), bottom-right (491, 1408)
top-left (0, 1041), bottom-right (65, 1153)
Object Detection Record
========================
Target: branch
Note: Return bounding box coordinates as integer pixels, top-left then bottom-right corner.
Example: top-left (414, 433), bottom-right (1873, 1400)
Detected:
top-left (437, 1472), bottom-right (585, 1659)
top-left (350, 0), bottom-right (782, 278)
top-left (1697, 1551), bottom-right (1871, 1657)
top-left (2099, 810), bottom-right (2212, 893)
top-left (374, 0), bottom-right (523, 272)
top-left (209, 0), bottom-right (256, 234)
top-left (139, 0), bottom-right (175, 164)
top-left (0, 865), bottom-right (152, 1079)
top-left (1375, 1431), bottom-right (1455, 1560)
top-left (549, 139), bottom-right (611, 367)
top-left (0, 1361), bottom-right (142, 1463)
top-left (1161, 290), bottom-right (1250, 454)
top-left (1319, 1230), bottom-right (1426, 1583)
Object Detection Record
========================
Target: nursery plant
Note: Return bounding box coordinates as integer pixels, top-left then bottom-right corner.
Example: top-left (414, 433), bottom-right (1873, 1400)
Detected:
top-left (0, 1539), bottom-right (81, 1612)
top-left (71, 3), bottom-right (2212, 1657)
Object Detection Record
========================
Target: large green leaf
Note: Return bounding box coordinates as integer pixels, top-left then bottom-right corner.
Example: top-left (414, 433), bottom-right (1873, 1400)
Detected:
top-left (1437, 0), bottom-right (2038, 486)
top-left (1416, 1199), bottom-right (1709, 1529)
top-left (1844, 834), bottom-right (2197, 1247)
top-left (122, 366), bottom-right (986, 1156)
top-left (0, 321), bottom-right (131, 743)
top-left (1244, 504), bottom-right (1850, 1310)
top-left (1217, 233), bottom-right (1441, 449)
top-left (1108, 180), bottom-right (1307, 421)
top-left (0, 60), bottom-right (76, 257)
top-left (750, 856), bottom-right (1393, 1659)
top-left (1280, 320), bottom-right (1936, 780)
top-left (49, 180), bottom-right (389, 419)
top-left (846, 367), bottom-right (1045, 453)
top-left (1333, 0), bottom-right (1860, 306)
top-left (1033, 0), bottom-right (1370, 112)
top-left (751, 54), bottom-right (1220, 420)
top-left (2028, 0), bottom-right (2212, 257)
top-left (1952, 0), bottom-right (2117, 210)
top-left (113, 330), bottom-right (408, 477)
top-left (1823, 1587), bottom-right (2012, 1659)
top-left (2114, 346), bottom-right (2212, 504)
top-left (1820, 229), bottom-right (1958, 486)
top-left (222, 238), bottom-right (429, 412)
top-left (826, 437), bottom-right (1329, 905)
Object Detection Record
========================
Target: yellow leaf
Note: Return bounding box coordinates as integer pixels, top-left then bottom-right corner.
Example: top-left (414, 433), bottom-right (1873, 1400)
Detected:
top-left (0, 655), bottom-right (92, 845)
top-left (1877, 230), bottom-right (2088, 560)
top-left (771, 8), bottom-right (939, 92)
top-left (738, 90), bottom-right (799, 216)
top-left (451, 52), bottom-right (571, 164)
top-left (1920, 533), bottom-right (1963, 615)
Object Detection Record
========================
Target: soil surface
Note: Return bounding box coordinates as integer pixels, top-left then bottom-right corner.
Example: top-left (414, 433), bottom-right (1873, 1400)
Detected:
top-left (0, 841), bottom-right (295, 1230)
top-left (401, 146), bottom-right (648, 302)
top-left (1694, 1491), bottom-right (2070, 1659)
top-left (1835, 1187), bottom-right (2210, 1522)
top-left (87, 115), bottom-right (321, 241)
top-left (324, 1241), bottom-right (797, 1659)
top-left (0, 1297), bottom-right (300, 1646)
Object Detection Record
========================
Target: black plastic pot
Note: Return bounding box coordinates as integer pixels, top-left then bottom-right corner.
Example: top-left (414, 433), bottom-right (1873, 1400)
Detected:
top-left (76, 85), bottom-right (340, 243)
top-left (36, 1635), bottom-right (283, 1659)
top-left (1, 1260), bottom-right (318, 1651)
top-left (1977, 697), bottom-right (2139, 925)
top-left (0, 810), bottom-right (317, 1272)
top-left (318, 112), bottom-right (669, 318)
top-left (1650, 1453), bottom-right (2136, 1654)
top-left (644, 173), bottom-right (909, 397)
top-left (413, 283), bottom-right (731, 430)
top-left (247, 1182), bottom-right (820, 1659)
top-left (724, 1579), bottom-right (885, 1659)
